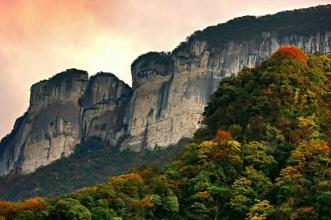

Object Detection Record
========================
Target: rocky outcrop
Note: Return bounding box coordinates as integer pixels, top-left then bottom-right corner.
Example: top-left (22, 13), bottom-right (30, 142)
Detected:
top-left (0, 70), bottom-right (131, 176)
top-left (122, 5), bottom-right (331, 150)
top-left (0, 69), bottom-right (88, 175)
top-left (123, 32), bottom-right (331, 150)
top-left (1, 5), bottom-right (331, 175)
top-left (80, 73), bottom-right (132, 145)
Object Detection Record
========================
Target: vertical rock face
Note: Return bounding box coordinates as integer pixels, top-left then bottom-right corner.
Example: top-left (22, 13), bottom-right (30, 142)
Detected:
top-left (123, 53), bottom-right (175, 150)
top-left (1, 5), bottom-right (331, 175)
top-left (0, 69), bottom-right (88, 175)
top-left (0, 70), bottom-right (132, 176)
top-left (80, 73), bottom-right (132, 145)
top-left (124, 32), bottom-right (331, 150)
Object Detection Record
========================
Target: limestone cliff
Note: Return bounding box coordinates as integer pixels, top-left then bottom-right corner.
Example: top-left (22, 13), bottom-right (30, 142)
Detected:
top-left (124, 32), bottom-right (331, 150)
top-left (1, 5), bottom-right (331, 175)
top-left (0, 70), bottom-right (131, 176)
top-left (0, 69), bottom-right (88, 175)
top-left (80, 73), bottom-right (132, 145)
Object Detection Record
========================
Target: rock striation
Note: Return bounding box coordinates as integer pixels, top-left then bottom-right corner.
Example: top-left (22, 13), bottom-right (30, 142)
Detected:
top-left (0, 70), bottom-right (132, 175)
top-left (80, 73), bottom-right (132, 145)
top-left (123, 32), bottom-right (331, 150)
top-left (1, 5), bottom-right (331, 175)
top-left (0, 69), bottom-right (89, 175)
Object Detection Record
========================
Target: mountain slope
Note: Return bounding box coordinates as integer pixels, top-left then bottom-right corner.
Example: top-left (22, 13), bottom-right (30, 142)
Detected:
top-left (1, 5), bottom-right (331, 177)
top-left (0, 138), bottom-right (187, 201)
top-left (126, 4), bottom-right (331, 151)
top-left (1, 47), bottom-right (330, 220)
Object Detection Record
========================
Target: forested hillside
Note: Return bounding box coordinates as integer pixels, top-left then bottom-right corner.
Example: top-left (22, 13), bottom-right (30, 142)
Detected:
top-left (174, 5), bottom-right (331, 51)
top-left (0, 138), bottom-right (186, 200)
top-left (0, 46), bottom-right (330, 220)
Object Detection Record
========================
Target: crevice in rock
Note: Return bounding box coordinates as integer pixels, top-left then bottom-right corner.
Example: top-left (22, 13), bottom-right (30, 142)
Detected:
top-left (156, 73), bottom-right (174, 120)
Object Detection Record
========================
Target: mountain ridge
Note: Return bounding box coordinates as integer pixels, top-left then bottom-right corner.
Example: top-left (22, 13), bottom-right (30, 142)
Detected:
top-left (1, 4), bottom-right (331, 176)
top-left (1, 46), bottom-right (330, 219)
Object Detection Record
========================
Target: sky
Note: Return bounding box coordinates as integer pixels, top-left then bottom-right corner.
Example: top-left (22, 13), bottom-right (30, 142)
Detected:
top-left (0, 0), bottom-right (330, 138)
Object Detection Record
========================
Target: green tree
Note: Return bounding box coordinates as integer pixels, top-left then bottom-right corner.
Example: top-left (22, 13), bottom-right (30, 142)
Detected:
top-left (91, 207), bottom-right (114, 220)
top-left (65, 205), bottom-right (91, 220)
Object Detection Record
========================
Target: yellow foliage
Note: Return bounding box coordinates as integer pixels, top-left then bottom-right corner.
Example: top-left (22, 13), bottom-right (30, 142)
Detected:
top-left (247, 200), bottom-right (273, 220)
top-left (297, 116), bottom-right (317, 129)
top-left (195, 191), bottom-right (210, 199)
top-left (198, 141), bottom-right (215, 159)
top-left (279, 166), bottom-right (302, 178)
top-left (227, 140), bottom-right (241, 150)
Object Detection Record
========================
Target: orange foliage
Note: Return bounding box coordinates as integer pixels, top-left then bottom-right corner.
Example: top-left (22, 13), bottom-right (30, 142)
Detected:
top-left (248, 217), bottom-right (264, 220)
top-left (141, 196), bottom-right (154, 207)
top-left (168, 179), bottom-right (183, 189)
top-left (126, 196), bottom-right (154, 208)
top-left (109, 172), bottom-right (142, 183)
top-left (326, 168), bottom-right (331, 177)
top-left (300, 207), bottom-right (315, 213)
top-left (195, 191), bottom-right (210, 199)
top-left (213, 130), bottom-right (232, 144)
top-left (23, 197), bottom-right (48, 211)
top-left (292, 207), bottom-right (317, 219)
top-left (293, 140), bottom-right (329, 163)
top-left (272, 45), bottom-right (307, 65)
top-left (290, 140), bottom-right (330, 176)
top-left (290, 130), bottom-right (302, 143)
top-left (210, 150), bottom-right (226, 160)
top-left (280, 166), bottom-right (300, 176)
top-left (217, 130), bottom-right (231, 139)
top-left (0, 216), bottom-right (5, 220)
top-left (0, 201), bottom-right (10, 207)
top-left (0, 197), bottom-right (47, 215)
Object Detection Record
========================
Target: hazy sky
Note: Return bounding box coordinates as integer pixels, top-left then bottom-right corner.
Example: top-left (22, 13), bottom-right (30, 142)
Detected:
top-left (0, 0), bottom-right (330, 138)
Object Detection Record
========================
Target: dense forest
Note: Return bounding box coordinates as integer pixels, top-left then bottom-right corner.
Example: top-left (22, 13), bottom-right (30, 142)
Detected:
top-left (174, 5), bottom-right (331, 51)
top-left (0, 138), bottom-right (186, 200)
top-left (0, 46), bottom-right (330, 219)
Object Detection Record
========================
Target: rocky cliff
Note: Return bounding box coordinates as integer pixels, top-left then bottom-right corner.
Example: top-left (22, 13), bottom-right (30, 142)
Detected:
top-left (80, 73), bottom-right (132, 146)
top-left (125, 31), bottom-right (331, 150)
top-left (0, 70), bottom-right (131, 176)
top-left (1, 5), bottom-right (331, 175)
top-left (0, 69), bottom-right (88, 175)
